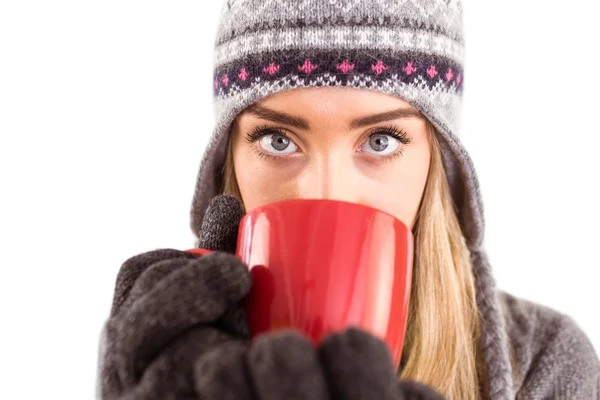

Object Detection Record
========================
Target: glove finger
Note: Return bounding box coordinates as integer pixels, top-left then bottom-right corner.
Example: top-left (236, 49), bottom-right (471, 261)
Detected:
top-left (319, 327), bottom-right (397, 400)
top-left (197, 195), bottom-right (245, 254)
top-left (101, 256), bottom-right (193, 397)
top-left (100, 323), bottom-right (125, 399)
top-left (194, 341), bottom-right (252, 400)
top-left (247, 331), bottom-right (329, 400)
top-left (110, 249), bottom-right (196, 316)
top-left (124, 327), bottom-right (237, 400)
top-left (119, 257), bottom-right (191, 315)
top-left (111, 252), bottom-right (252, 387)
top-left (396, 380), bottom-right (446, 400)
top-left (217, 304), bottom-right (251, 339)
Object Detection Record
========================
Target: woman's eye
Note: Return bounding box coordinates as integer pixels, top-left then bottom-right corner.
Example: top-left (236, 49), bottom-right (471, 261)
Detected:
top-left (360, 134), bottom-right (401, 156)
top-left (258, 133), bottom-right (299, 155)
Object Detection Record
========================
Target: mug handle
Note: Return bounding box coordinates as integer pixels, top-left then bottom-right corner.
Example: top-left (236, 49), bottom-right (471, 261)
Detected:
top-left (185, 248), bottom-right (214, 257)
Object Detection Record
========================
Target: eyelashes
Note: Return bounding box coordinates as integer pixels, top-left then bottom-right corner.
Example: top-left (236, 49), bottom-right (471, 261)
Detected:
top-left (244, 124), bottom-right (414, 162)
top-left (367, 125), bottom-right (413, 145)
top-left (244, 125), bottom-right (286, 144)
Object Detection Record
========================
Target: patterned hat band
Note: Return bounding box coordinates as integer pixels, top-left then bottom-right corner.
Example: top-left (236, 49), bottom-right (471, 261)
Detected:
top-left (213, 50), bottom-right (464, 100)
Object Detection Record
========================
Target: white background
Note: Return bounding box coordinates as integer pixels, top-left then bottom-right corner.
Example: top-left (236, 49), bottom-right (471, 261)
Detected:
top-left (1, 1), bottom-right (598, 399)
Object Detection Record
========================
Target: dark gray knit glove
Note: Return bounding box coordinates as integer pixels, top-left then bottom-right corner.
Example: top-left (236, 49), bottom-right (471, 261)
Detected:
top-left (100, 195), bottom-right (251, 399)
top-left (194, 327), bottom-right (445, 400)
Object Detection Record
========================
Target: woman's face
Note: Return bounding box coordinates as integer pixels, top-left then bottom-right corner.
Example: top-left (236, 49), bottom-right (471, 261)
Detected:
top-left (230, 87), bottom-right (431, 229)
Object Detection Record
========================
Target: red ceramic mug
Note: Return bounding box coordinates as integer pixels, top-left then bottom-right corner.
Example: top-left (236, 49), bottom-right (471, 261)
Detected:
top-left (187, 198), bottom-right (414, 368)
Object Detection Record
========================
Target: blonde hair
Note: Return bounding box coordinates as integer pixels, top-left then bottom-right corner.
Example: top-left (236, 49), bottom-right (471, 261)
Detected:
top-left (222, 120), bottom-right (486, 400)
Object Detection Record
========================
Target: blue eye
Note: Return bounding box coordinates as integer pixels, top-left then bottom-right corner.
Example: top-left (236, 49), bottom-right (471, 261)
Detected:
top-left (360, 134), bottom-right (401, 155)
top-left (358, 126), bottom-right (413, 159)
top-left (258, 132), bottom-right (299, 155)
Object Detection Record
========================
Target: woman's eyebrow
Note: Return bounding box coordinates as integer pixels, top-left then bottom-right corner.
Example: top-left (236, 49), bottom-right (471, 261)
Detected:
top-left (244, 104), bottom-right (423, 130)
top-left (349, 108), bottom-right (424, 128)
top-left (245, 104), bottom-right (310, 130)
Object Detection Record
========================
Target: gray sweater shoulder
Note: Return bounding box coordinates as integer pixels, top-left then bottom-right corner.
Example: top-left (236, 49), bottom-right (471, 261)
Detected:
top-left (498, 291), bottom-right (600, 399)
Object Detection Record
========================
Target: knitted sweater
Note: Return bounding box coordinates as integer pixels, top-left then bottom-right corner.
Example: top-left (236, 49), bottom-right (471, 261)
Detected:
top-left (498, 291), bottom-right (600, 399)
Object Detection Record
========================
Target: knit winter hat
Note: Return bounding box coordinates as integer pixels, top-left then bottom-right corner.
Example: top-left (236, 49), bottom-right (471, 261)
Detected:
top-left (189, 1), bottom-right (514, 398)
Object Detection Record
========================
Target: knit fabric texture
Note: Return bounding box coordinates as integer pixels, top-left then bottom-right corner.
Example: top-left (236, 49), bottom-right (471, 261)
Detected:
top-left (187, 1), bottom-right (599, 399)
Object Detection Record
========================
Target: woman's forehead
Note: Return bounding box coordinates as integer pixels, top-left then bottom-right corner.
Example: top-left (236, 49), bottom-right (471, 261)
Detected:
top-left (246, 87), bottom-right (416, 114)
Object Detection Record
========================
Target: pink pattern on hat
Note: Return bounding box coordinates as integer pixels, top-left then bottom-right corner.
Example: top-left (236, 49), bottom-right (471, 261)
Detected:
top-left (263, 63), bottom-right (280, 76)
top-left (427, 65), bottom-right (438, 78)
top-left (238, 67), bottom-right (250, 81)
top-left (214, 78), bottom-right (218, 89)
top-left (456, 73), bottom-right (462, 85)
top-left (222, 74), bottom-right (229, 87)
top-left (298, 60), bottom-right (318, 74)
top-left (336, 60), bottom-right (355, 74)
top-left (403, 62), bottom-right (417, 75)
top-left (446, 68), bottom-right (454, 82)
top-left (371, 60), bottom-right (388, 75)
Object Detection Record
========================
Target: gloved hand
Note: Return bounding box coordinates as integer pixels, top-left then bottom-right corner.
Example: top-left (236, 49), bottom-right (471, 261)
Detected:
top-left (194, 327), bottom-right (445, 400)
top-left (99, 195), bottom-right (251, 400)
top-left (99, 194), bottom-right (445, 400)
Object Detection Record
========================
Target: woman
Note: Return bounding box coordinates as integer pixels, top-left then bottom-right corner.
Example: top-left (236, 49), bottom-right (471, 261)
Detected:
top-left (99, 1), bottom-right (600, 399)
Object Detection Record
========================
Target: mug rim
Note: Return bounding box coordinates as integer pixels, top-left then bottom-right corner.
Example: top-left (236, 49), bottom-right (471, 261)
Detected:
top-left (242, 198), bottom-right (411, 234)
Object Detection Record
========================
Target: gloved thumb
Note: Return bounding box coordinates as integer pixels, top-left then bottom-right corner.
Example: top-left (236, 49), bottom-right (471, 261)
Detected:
top-left (197, 194), bottom-right (245, 253)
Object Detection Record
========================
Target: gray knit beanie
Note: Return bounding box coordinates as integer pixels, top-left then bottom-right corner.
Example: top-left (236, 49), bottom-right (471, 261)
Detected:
top-left (189, 1), bottom-right (514, 399)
